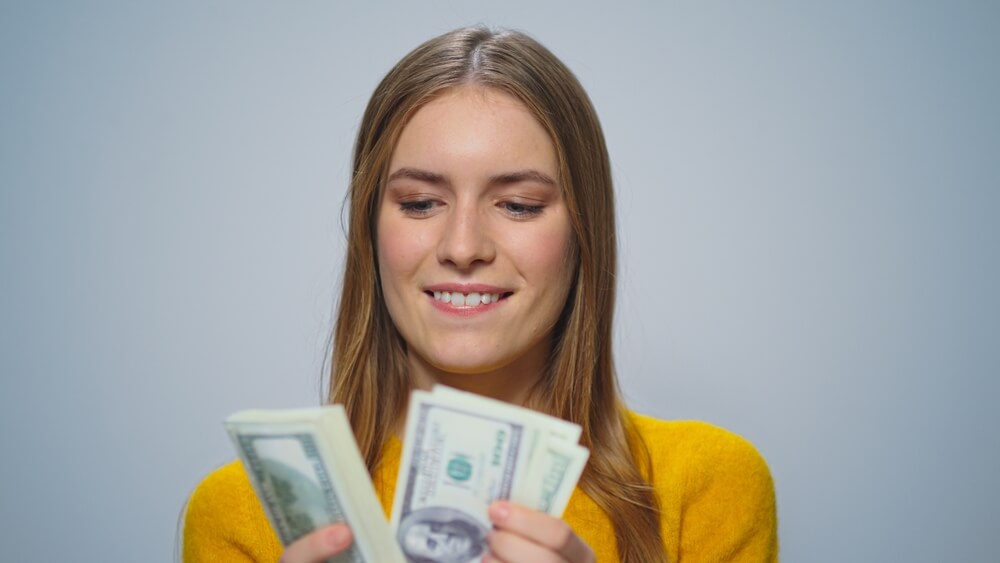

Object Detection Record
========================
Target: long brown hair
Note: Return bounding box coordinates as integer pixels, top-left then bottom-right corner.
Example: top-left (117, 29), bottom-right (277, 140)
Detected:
top-left (329, 26), bottom-right (666, 562)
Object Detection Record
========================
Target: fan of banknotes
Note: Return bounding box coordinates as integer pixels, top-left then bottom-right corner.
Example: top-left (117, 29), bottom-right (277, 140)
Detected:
top-left (226, 385), bottom-right (590, 563)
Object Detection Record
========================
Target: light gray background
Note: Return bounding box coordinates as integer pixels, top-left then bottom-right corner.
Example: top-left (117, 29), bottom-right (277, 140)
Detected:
top-left (1, 1), bottom-right (997, 561)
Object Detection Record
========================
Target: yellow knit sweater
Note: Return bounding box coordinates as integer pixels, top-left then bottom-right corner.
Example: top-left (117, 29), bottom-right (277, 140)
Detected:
top-left (183, 413), bottom-right (778, 562)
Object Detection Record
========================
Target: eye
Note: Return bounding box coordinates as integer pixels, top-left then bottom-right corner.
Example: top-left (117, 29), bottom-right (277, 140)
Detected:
top-left (399, 199), bottom-right (438, 217)
top-left (500, 201), bottom-right (544, 218)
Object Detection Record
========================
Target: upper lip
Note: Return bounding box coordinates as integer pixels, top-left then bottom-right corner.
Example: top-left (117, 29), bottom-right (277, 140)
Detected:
top-left (424, 283), bottom-right (511, 294)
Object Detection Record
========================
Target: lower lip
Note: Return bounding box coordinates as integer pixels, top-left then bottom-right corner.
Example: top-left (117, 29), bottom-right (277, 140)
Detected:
top-left (426, 293), bottom-right (506, 316)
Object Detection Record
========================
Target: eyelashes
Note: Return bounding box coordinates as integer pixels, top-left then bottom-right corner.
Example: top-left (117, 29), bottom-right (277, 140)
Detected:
top-left (398, 199), bottom-right (545, 219)
top-left (498, 201), bottom-right (544, 217)
top-left (399, 200), bottom-right (436, 216)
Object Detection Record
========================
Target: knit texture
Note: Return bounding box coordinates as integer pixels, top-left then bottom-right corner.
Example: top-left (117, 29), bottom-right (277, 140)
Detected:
top-left (183, 413), bottom-right (778, 562)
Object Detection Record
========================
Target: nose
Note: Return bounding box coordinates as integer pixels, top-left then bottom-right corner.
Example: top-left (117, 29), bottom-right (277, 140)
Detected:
top-left (436, 200), bottom-right (496, 269)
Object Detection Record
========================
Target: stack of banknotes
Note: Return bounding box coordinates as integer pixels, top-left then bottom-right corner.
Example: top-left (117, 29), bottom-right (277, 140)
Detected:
top-left (225, 385), bottom-right (590, 563)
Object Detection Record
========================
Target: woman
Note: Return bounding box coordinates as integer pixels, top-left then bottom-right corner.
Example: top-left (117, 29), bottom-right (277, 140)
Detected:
top-left (184, 26), bottom-right (778, 562)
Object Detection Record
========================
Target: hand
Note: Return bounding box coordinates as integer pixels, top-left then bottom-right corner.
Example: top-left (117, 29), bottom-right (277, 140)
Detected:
top-left (279, 523), bottom-right (353, 563)
top-left (484, 501), bottom-right (595, 563)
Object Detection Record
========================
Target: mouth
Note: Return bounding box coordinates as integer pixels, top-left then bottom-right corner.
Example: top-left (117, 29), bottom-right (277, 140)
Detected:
top-left (424, 290), bottom-right (513, 309)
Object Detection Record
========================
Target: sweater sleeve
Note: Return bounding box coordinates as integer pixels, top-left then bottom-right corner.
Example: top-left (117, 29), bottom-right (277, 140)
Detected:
top-left (182, 460), bottom-right (283, 563)
top-left (673, 423), bottom-right (779, 562)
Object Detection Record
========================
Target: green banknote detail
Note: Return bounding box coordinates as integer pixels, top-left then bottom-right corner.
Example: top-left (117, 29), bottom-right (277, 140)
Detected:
top-left (239, 434), bottom-right (362, 563)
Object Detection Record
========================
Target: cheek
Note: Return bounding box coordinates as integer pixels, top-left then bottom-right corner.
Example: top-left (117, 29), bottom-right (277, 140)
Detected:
top-left (376, 230), bottom-right (414, 330)
top-left (511, 223), bottom-right (575, 287)
top-left (533, 246), bottom-right (573, 287)
top-left (377, 227), bottom-right (443, 312)
top-left (377, 225), bottom-right (420, 282)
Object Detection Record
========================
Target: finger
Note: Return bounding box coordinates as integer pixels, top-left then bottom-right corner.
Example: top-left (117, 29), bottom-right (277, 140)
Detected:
top-left (481, 551), bottom-right (509, 563)
top-left (487, 529), bottom-right (568, 563)
top-left (488, 501), bottom-right (593, 562)
top-left (279, 524), bottom-right (353, 563)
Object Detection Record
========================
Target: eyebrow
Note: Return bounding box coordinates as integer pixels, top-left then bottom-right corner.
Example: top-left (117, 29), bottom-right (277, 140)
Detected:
top-left (488, 170), bottom-right (557, 187)
top-left (387, 167), bottom-right (447, 186)
top-left (386, 167), bottom-right (557, 188)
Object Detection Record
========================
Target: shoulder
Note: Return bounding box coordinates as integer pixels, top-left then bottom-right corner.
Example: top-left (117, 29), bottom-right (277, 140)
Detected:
top-left (186, 459), bottom-right (256, 520)
top-left (627, 412), bottom-right (779, 560)
top-left (183, 460), bottom-right (282, 561)
top-left (628, 411), bottom-right (773, 487)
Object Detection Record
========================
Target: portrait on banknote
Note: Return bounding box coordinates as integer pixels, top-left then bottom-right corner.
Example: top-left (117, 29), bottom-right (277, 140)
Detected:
top-left (397, 506), bottom-right (487, 563)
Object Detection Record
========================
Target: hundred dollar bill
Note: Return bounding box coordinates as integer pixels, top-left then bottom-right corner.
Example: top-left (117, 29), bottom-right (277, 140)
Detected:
top-left (431, 386), bottom-right (587, 516)
top-left (390, 387), bottom-right (591, 562)
top-left (512, 436), bottom-right (589, 516)
top-left (226, 406), bottom-right (405, 563)
top-left (431, 385), bottom-right (582, 445)
top-left (390, 390), bottom-right (536, 562)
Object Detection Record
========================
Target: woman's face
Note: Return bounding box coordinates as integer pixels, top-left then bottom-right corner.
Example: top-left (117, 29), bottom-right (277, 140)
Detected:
top-left (377, 87), bottom-right (575, 384)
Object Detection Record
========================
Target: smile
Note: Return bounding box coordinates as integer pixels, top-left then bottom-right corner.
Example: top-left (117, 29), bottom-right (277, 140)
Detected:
top-left (426, 290), bottom-right (511, 308)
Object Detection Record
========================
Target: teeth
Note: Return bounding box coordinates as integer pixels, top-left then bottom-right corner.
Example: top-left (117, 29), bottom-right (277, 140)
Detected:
top-left (431, 291), bottom-right (502, 307)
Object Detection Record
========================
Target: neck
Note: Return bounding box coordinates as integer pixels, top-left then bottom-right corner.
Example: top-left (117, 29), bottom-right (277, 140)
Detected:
top-left (411, 368), bottom-right (534, 405)
top-left (405, 339), bottom-right (550, 406)
top-left (388, 339), bottom-right (552, 435)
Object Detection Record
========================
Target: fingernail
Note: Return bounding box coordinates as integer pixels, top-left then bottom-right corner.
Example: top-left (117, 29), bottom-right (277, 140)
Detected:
top-left (328, 526), bottom-right (350, 549)
top-left (489, 501), bottom-right (510, 522)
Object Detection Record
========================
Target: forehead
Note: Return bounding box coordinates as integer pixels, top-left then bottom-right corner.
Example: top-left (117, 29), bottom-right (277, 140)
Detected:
top-left (389, 86), bottom-right (558, 176)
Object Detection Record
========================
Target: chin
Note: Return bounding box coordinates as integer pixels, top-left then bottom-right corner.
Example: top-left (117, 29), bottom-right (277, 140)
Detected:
top-left (418, 347), bottom-right (512, 376)
top-left (413, 337), bottom-right (508, 374)
top-left (426, 356), bottom-right (506, 376)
